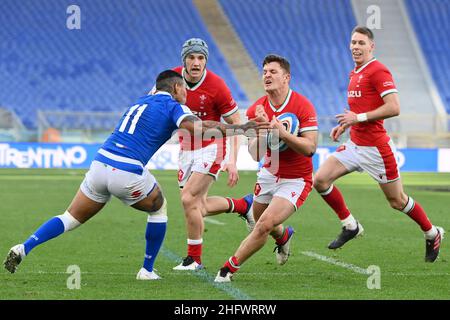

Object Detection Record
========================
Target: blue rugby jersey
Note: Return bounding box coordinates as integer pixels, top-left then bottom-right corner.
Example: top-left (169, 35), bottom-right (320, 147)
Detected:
top-left (95, 92), bottom-right (192, 174)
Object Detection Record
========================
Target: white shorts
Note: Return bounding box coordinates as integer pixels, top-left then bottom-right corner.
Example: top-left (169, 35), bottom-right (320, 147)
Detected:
top-left (177, 142), bottom-right (228, 188)
top-left (331, 139), bottom-right (400, 184)
top-left (253, 168), bottom-right (312, 210)
top-left (80, 161), bottom-right (157, 205)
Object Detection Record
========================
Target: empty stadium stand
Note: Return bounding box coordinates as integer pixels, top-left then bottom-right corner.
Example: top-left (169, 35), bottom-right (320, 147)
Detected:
top-left (351, 0), bottom-right (447, 137)
top-left (0, 0), bottom-right (247, 129)
top-left (406, 0), bottom-right (450, 114)
top-left (1, 0), bottom-right (449, 145)
top-left (219, 0), bottom-right (357, 131)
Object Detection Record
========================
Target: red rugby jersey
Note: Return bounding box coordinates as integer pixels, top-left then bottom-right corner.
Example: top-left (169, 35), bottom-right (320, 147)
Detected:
top-left (174, 67), bottom-right (238, 150)
top-left (247, 89), bottom-right (318, 179)
top-left (347, 58), bottom-right (398, 146)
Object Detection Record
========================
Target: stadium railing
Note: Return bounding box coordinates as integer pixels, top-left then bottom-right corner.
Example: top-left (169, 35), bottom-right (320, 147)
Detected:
top-left (0, 107), bottom-right (31, 142)
top-left (37, 110), bottom-right (122, 144)
top-left (34, 109), bottom-right (450, 148)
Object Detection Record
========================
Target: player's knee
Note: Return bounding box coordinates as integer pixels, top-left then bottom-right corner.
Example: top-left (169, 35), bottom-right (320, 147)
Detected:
top-left (180, 190), bottom-right (191, 207)
top-left (145, 188), bottom-right (164, 212)
top-left (147, 197), bottom-right (168, 223)
top-left (56, 211), bottom-right (81, 232)
top-left (313, 174), bottom-right (329, 192)
top-left (153, 190), bottom-right (164, 210)
top-left (388, 197), bottom-right (405, 211)
top-left (180, 189), bottom-right (198, 209)
top-left (254, 217), bottom-right (274, 238)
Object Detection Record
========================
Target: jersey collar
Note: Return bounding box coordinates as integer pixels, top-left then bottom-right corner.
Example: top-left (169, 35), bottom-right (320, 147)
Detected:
top-left (182, 68), bottom-right (207, 91)
top-left (154, 91), bottom-right (173, 98)
top-left (268, 89), bottom-right (292, 113)
top-left (354, 57), bottom-right (377, 74)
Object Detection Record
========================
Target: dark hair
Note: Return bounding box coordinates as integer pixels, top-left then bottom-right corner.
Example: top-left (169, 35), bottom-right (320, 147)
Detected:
top-left (351, 26), bottom-right (374, 40)
top-left (155, 70), bottom-right (183, 93)
top-left (262, 54), bottom-right (290, 74)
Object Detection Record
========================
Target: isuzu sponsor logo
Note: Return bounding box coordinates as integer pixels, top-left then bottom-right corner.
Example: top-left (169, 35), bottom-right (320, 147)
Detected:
top-left (348, 90), bottom-right (362, 98)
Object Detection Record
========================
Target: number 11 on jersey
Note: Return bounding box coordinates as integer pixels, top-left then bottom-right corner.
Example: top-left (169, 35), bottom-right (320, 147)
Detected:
top-left (118, 104), bottom-right (148, 134)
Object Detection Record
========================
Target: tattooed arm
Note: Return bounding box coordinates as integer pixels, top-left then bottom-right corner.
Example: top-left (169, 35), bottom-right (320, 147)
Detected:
top-left (179, 115), bottom-right (266, 137)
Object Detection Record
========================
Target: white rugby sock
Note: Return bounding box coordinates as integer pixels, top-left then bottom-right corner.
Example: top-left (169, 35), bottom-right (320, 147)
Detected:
top-left (56, 211), bottom-right (81, 232)
top-left (341, 214), bottom-right (357, 230)
top-left (424, 226), bottom-right (438, 240)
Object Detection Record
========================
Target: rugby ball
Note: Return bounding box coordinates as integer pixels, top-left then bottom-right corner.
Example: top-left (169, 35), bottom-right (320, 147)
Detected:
top-left (267, 113), bottom-right (299, 152)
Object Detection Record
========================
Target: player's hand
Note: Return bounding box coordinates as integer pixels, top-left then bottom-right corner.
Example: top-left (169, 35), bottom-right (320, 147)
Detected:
top-left (222, 162), bottom-right (239, 187)
top-left (249, 106), bottom-right (269, 130)
top-left (254, 105), bottom-right (269, 122)
top-left (269, 115), bottom-right (288, 139)
top-left (330, 125), bottom-right (347, 142)
top-left (250, 115), bottom-right (269, 123)
top-left (335, 109), bottom-right (358, 127)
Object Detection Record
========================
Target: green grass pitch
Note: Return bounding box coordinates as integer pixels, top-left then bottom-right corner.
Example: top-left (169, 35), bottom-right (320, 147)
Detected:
top-left (0, 169), bottom-right (449, 299)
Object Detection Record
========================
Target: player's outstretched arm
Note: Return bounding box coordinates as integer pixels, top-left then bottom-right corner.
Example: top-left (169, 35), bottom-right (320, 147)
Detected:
top-left (179, 115), bottom-right (270, 138)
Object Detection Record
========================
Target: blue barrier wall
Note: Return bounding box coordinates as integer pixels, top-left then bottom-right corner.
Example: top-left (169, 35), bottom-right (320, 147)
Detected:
top-left (0, 143), bottom-right (447, 172)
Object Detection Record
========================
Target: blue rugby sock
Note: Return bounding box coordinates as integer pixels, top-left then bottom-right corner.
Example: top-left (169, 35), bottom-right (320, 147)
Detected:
top-left (143, 221), bottom-right (167, 272)
top-left (23, 217), bottom-right (65, 255)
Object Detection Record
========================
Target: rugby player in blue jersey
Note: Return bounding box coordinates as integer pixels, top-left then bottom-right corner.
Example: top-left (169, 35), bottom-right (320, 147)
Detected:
top-left (3, 70), bottom-right (265, 280)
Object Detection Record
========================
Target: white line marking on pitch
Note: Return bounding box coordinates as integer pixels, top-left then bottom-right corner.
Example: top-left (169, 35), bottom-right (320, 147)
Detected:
top-left (160, 247), bottom-right (252, 300)
top-left (203, 217), bottom-right (226, 225)
top-left (301, 251), bottom-right (370, 275)
top-left (14, 270), bottom-right (450, 277)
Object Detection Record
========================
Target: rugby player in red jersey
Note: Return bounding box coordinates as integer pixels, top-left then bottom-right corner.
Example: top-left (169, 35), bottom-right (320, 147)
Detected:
top-left (172, 39), bottom-right (254, 270)
top-left (313, 26), bottom-right (444, 262)
top-left (215, 54), bottom-right (318, 282)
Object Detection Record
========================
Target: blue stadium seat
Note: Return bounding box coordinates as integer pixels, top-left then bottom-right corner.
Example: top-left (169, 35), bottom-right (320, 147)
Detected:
top-left (406, 0), bottom-right (450, 113)
top-left (0, 0), bottom-right (247, 129)
top-left (219, 0), bottom-right (357, 131)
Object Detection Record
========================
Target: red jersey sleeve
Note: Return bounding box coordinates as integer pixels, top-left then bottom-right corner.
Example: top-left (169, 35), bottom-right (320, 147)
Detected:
top-left (246, 104), bottom-right (256, 120)
top-left (215, 79), bottom-right (238, 118)
top-left (370, 68), bottom-right (398, 98)
top-left (172, 66), bottom-right (183, 74)
top-left (297, 97), bottom-right (318, 134)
